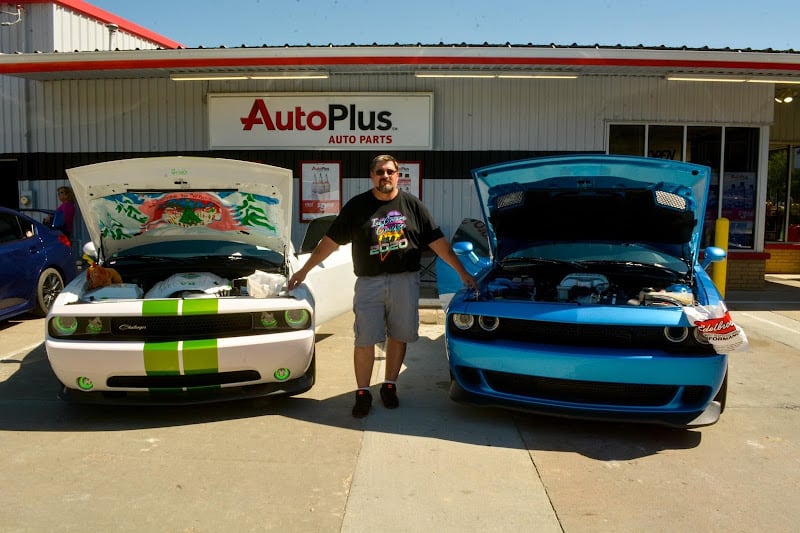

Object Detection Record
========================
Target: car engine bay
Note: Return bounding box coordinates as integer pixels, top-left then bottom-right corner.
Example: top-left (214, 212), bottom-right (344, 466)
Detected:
top-left (79, 258), bottom-right (287, 301)
top-left (484, 264), bottom-right (695, 306)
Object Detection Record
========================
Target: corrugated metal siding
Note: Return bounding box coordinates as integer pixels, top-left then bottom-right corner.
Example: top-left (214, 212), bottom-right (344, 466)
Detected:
top-left (771, 102), bottom-right (800, 143)
top-left (0, 76), bottom-right (25, 153)
top-left (16, 4), bottom-right (54, 52)
top-left (27, 79), bottom-right (206, 152)
top-left (1, 4), bottom-right (159, 53)
top-left (23, 75), bottom-right (774, 154)
top-left (0, 4), bottom-right (29, 52)
top-left (52, 3), bottom-right (161, 52)
top-left (10, 73), bottom-right (778, 252)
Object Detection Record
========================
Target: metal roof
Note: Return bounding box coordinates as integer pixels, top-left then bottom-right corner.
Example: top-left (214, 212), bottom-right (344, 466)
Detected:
top-left (2, 43), bottom-right (800, 82)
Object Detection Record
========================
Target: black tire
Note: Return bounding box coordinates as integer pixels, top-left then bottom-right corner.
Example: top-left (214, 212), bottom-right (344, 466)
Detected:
top-left (713, 369), bottom-right (728, 414)
top-left (33, 267), bottom-right (64, 317)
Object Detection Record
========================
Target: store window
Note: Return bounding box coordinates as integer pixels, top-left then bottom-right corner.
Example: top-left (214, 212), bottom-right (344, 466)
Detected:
top-left (723, 128), bottom-right (759, 248)
top-left (687, 126), bottom-right (722, 246)
top-left (648, 125), bottom-right (683, 160)
top-left (608, 125), bottom-right (644, 156)
top-left (767, 146), bottom-right (800, 242)
top-left (609, 123), bottom-right (759, 249)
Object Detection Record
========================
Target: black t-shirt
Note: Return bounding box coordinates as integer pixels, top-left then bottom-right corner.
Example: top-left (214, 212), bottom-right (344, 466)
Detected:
top-left (326, 189), bottom-right (444, 277)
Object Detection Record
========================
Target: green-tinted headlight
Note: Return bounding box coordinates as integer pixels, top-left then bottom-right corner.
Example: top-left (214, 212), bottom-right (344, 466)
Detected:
top-left (86, 317), bottom-right (104, 334)
top-left (285, 309), bottom-right (310, 329)
top-left (52, 316), bottom-right (78, 336)
top-left (259, 311), bottom-right (278, 328)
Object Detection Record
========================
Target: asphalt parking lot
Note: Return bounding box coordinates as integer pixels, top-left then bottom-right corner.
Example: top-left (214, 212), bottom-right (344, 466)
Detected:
top-left (1, 275), bottom-right (799, 532)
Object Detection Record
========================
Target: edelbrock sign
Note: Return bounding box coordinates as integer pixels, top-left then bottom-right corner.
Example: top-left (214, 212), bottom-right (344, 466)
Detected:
top-left (208, 93), bottom-right (433, 150)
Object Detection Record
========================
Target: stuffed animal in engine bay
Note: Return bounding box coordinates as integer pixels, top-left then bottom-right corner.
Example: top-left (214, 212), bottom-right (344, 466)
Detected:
top-left (85, 261), bottom-right (123, 290)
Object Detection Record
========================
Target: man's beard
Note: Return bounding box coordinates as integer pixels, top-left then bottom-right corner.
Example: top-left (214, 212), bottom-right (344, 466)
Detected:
top-left (376, 180), bottom-right (395, 194)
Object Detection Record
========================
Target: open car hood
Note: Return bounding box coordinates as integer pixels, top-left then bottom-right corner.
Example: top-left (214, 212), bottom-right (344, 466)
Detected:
top-left (472, 154), bottom-right (710, 265)
top-left (66, 157), bottom-right (293, 259)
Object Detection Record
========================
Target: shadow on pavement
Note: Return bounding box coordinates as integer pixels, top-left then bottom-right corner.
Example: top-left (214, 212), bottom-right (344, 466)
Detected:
top-left (726, 275), bottom-right (800, 311)
top-left (0, 330), bottom-right (702, 460)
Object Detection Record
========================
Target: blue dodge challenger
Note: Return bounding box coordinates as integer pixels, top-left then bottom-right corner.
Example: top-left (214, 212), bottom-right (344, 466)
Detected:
top-left (437, 154), bottom-right (730, 428)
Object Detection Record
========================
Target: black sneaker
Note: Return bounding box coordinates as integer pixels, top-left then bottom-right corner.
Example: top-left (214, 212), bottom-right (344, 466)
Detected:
top-left (352, 389), bottom-right (372, 418)
top-left (380, 382), bottom-right (399, 409)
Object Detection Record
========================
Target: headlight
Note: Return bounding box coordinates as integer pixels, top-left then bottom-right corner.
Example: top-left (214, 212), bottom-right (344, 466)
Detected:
top-left (259, 312), bottom-right (278, 328)
top-left (478, 315), bottom-right (500, 332)
top-left (451, 313), bottom-right (474, 330)
top-left (49, 316), bottom-right (110, 338)
top-left (693, 327), bottom-right (710, 344)
top-left (663, 326), bottom-right (689, 343)
top-left (252, 309), bottom-right (312, 331)
top-left (285, 309), bottom-right (310, 329)
top-left (52, 316), bottom-right (78, 336)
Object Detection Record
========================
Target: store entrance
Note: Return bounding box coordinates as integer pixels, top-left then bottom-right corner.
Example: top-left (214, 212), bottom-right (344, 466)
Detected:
top-left (767, 146), bottom-right (800, 243)
top-left (0, 160), bottom-right (19, 209)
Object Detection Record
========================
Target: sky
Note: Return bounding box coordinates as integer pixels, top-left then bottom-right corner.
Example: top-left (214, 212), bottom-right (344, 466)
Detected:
top-left (89, 0), bottom-right (800, 51)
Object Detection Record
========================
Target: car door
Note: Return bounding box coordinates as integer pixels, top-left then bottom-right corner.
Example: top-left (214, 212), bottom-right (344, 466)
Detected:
top-left (0, 212), bottom-right (38, 317)
top-left (298, 216), bottom-right (356, 327)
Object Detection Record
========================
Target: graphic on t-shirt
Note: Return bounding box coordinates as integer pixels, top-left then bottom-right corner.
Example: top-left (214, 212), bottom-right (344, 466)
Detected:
top-left (370, 210), bottom-right (409, 260)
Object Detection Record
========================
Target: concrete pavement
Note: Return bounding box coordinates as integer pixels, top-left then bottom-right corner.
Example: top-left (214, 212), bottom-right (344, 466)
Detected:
top-left (0, 274), bottom-right (798, 531)
top-left (337, 318), bottom-right (560, 532)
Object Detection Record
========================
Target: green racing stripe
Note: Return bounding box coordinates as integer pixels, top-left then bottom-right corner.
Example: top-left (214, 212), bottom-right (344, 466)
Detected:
top-left (142, 299), bottom-right (220, 391)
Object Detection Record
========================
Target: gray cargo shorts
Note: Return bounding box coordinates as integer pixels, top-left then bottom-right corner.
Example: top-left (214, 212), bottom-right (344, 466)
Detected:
top-left (353, 271), bottom-right (420, 346)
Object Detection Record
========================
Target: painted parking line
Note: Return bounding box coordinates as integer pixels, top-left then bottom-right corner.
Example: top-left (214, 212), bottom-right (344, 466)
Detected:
top-left (738, 312), bottom-right (799, 334)
top-left (2, 342), bottom-right (45, 361)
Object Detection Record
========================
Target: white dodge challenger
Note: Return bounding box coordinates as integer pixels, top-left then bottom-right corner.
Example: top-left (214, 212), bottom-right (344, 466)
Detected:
top-left (45, 156), bottom-right (355, 404)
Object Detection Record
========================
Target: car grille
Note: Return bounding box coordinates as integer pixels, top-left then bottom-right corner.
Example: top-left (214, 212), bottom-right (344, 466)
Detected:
top-left (481, 370), bottom-right (710, 408)
top-left (450, 317), bottom-right (717, 354)
top-left (107, 370), bottom-right (261, 388)
top-left (110, 314), bottom-right (255, 341)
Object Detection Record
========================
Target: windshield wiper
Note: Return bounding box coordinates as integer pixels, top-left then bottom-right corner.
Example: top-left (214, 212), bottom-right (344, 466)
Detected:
top-left (499, 257), bottom-right (587, 270)
top-left (112, 255), bottom-right (175, 263)
top-left (579, 260), bottom-right (685, 277)
top-left (221, 255), bottom-right (285, 268)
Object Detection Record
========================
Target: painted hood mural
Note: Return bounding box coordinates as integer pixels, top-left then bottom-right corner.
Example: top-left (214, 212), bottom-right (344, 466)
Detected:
top-left (66, 156), bottom-right (293, 259)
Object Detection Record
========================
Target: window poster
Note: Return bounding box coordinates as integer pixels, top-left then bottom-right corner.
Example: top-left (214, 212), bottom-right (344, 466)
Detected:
top-left (300, 161), bottom-right (341, 222)
top-left (722, 171), bottom-right (756, 248)
top-left (397, 161), bottom-right (422, 198)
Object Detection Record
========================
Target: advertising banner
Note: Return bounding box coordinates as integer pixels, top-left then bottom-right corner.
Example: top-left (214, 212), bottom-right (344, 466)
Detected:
top-left (209, 93), bottom-right (433, 150)
top-left (300, 161), bottom-right (341, 222)
top-left (397, 161), bottom-right (422, 198)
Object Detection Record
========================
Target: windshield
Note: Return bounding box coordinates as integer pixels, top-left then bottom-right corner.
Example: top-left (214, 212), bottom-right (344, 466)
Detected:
top-left (112, 240), bottom-right (285, 264)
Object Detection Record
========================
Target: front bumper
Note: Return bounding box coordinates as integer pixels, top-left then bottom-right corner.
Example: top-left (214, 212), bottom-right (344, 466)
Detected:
top-left (46, 329), bottom-right (315, 402)
top-left (446, 336), bottom-right (728, 428)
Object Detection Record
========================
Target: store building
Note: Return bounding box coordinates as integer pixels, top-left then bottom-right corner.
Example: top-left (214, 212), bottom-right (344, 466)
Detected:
top-left (2, 0), bottom-right (799, 289)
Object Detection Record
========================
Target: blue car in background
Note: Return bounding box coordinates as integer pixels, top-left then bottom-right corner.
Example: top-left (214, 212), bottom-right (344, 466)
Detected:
top-left (0, 206), bottom-right (77, 321)
top-left (437, 154), bottom-right (730, 428)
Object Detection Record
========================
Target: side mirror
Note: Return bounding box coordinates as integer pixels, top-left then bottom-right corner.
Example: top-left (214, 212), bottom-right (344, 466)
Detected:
top-left (452, 241), bottom-right (480, 264)
top-left (299, 215), bottom-right (336, 254)
top-left (701, 246), bottom-right (726, 269)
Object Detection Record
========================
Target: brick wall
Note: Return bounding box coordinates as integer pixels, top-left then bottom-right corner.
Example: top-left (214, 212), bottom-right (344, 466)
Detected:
top-left (765, 244), bottom-right (800, 274)
top-left (725, 257), bottom-right (767, 289)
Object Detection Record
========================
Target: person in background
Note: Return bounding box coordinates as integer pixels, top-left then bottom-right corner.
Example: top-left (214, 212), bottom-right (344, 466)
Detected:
top-left (44, 186), bottom-right (76, 238)
top-left (288, 154), bottom-right (478, 418)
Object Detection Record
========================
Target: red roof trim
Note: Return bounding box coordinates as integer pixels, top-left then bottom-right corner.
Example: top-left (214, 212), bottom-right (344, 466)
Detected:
top-left (24, 0), bottom-right (184, 49)
top-left (4, 54), bottom-right (800, 74)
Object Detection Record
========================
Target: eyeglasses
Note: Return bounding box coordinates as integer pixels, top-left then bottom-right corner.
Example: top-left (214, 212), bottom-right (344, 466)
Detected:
top-left (373, 169), bottom-right (397, 176)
